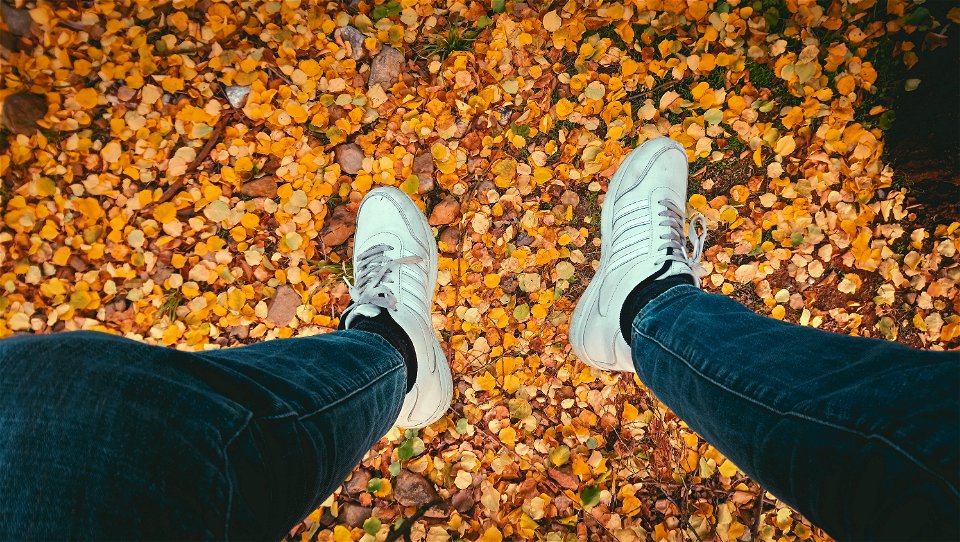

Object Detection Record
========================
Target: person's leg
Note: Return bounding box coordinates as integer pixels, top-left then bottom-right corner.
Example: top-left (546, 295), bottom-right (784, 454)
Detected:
top-left (0, 187), bottom-right (452, 540)
top-left (570, 136), bottom-right (960, 540)
top-left (0, 328), bottom-right (405, 540)
top-left (628, 284), bottom-right (959, 541)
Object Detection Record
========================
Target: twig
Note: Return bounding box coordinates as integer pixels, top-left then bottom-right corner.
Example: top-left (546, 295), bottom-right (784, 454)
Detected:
top-left (384, 498), bottom-right (442, 542)
top-left (751, 485), bottom-right (766, 539)
top-left (147, 112), bottom-right (233, 209)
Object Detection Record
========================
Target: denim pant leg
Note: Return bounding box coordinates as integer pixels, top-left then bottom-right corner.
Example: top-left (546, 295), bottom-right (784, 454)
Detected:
top-left (630, 285), bottom-right (960, 541)
top-left (0, 329), bottom-right (405, 541)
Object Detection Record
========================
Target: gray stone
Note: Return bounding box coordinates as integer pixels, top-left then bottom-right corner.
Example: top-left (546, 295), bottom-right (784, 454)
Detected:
top-left (394, 470), bottom-right (439, 507)
top-left (225, 85), bottom-right (251, 108)
top-left (339, 504), bottom-right (372, 528)
top-left (335, 143), bottom-right (364, 174)
top-left (368, 46), bottom-right (404, 90)
top-left (335, 26), bottom-right (366, 60)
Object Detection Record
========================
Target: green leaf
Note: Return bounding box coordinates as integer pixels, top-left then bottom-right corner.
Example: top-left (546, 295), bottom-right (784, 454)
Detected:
top-left (389, 460), bottom-right (401, 477)
top-left (373, 1), bottom-right (401, 20)
top-left (580, 485), bottom-right (601, 507)
top-left (905, 7), bottom-right (931, 27)
top-left (790, 231), bottom-right (804, 247)
top-left (367, 478), bottom-right (383, 493)
top-left (586, 437), bottom-right (598, 450)
top-left (513, 303), bottom-right (530, 322)
top-left (397, 437), bottom-right (425, 461)
top-left (878, 110), bottom-right (896, 131)
top-left (363, 517), bottom-right (381, 535)
top-left (748, 245), bottom-right (763, 256)
top-left (491, 0), bottom-right (506, 13)
top-left (456, 418), bottom-right (469, 434)
top-left (475, 15), bottom-right (493, 30)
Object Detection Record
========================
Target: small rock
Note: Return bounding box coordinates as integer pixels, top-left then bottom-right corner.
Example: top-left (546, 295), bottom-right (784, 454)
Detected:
top-left (439, 226), bottom-right (460, 254)
top-left (451, 490), bottom-right (475, 513)
top-left (344, 469), bottom-right (372, 497)
top-left (1, 92), bottom-right (46, 135)
top-left (428, 196), bottom-right (460, 226)
top-left (238, 177), bottom-right (278, 198)
top-left (225, 85), bottom-right (251, 108)
top-left (413, 153), bottom-right (434, 193)
top-left (560, 189), bottom-right (580, 207)
top-left (368, 46), bottom-right (405, 90)
top-left (267, 285), bottom-right (301, 326)
top-left (321, 205), bottom-right (356, 247)
top-left (339, 504), bottom-right (372, 528)
top-left (1, 3), bottom-right (33, 36)
top-left (335, 143), bottom-right (365, 174)
top-left (335, 26), bottom-right (366, 60)
top-left (394, 470), bottom-right (439, 507)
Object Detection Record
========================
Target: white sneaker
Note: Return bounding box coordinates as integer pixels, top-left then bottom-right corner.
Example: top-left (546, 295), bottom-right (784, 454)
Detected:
top-left (341, 187), bottom-right (452, 428)
top-left (569, 137), bottom-right (707, 372)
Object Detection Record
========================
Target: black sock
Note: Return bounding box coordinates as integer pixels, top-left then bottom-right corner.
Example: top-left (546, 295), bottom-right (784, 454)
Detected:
top-left (619, 272), bottom-right (695, 343)
top-left (340, 308), bottom-right (417, 392)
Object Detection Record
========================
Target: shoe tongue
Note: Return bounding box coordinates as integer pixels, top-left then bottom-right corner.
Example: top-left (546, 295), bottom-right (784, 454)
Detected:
top-left (343, 303), bottom-right (383, 328)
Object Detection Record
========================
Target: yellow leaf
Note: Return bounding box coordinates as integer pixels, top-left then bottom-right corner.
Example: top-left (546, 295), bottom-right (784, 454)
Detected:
top-left (332, 526), bottom-right (352, 542)
top-left (475, 372), bottom-right (496, 391)
top-left (775, 135), bottom-right (796, 156)
top-left (555, 98), bottom-right (574, 120)
top-left (498, 426), bottom-right (517, 447)
top-left (727, 521), bottom-right (745, 539)
top-left (227, 288), bottom-right (246, 311)
top-left (76, 88), bottom-right (98, 109)
top-left (478, 527), bottom-right (503, 542)
top-left (153, 202), bottom-right (177, 224)
top-left (543, 10), bottom-right (562, 32)
top-left (52, 246), bottom-right (70, 266)
top-left (718, 459), bottom-right (738, 478)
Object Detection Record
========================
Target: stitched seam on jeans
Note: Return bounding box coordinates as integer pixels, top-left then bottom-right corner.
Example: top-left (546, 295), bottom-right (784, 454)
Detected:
top-left (634, 326), bottom-right (960, 498)
top-left (298, 362), bottom-right (405, 421)
top-left (221, 411), bottom-right (254, 541)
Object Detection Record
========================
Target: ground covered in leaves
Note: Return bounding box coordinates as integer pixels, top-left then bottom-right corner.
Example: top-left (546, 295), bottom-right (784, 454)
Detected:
top-left (1, 0), bottom-right (958, 540)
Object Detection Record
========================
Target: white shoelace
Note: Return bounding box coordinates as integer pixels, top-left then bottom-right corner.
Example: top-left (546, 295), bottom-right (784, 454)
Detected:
top-left (657, 199), bottom-right (708, 283)
top-left (344, 243), bottom-right (422, 313)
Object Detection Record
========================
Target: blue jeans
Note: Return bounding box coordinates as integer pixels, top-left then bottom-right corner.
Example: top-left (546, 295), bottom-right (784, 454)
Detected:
top-left (1, 287), bottom-right (957, 540)
top-left (632, 285), bottom-right (959, 541)
top-left (0, 330), bottom-right (405, 540)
